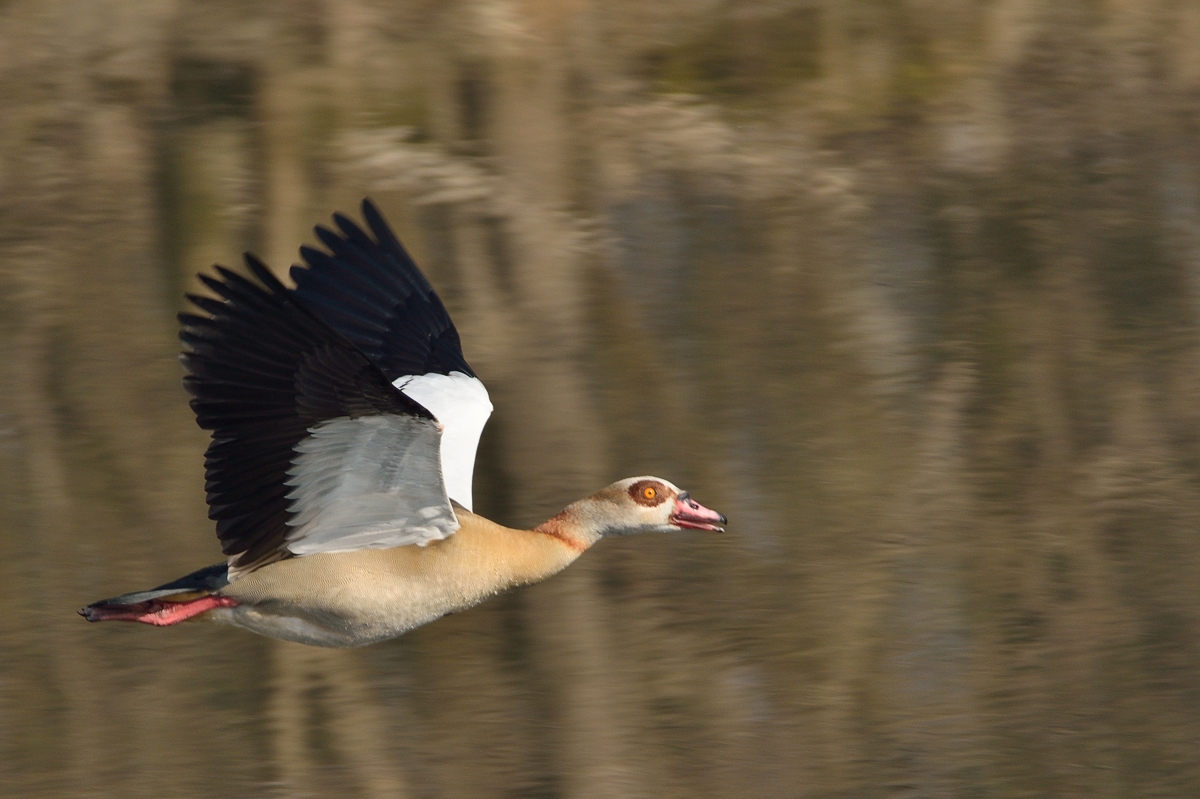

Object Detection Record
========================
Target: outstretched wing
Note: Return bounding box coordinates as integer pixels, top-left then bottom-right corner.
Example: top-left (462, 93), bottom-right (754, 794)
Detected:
top-left (180, 256), bottom-right (459, 577)
top-left (289, 199), bottom-right (492, 511)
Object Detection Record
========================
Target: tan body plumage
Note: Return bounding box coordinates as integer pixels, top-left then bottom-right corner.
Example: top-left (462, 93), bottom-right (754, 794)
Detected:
top-left (215, 510), bottom-right (586, 647)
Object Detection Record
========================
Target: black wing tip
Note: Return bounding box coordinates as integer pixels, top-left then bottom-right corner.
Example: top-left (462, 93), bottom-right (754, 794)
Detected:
top-left (304, 198), bottom-right (400, 259)
top-left (185, 293), bottom-right (225, 316)
top-left (360, 197), bottom-right (388, 235)
top-left (287, 200), bottom-right (475, 381)
top-left (181, 259), bottom-right (283, 322)
top-left (332, 210), bottom-right (367, 239)
top-left (180, 310), bottom-right (203, 330)
top-left (288, 262), bottom-right (307, 286)
top-left (197, 272), bottom-right (229, 297)
top-left (243, 253), bottom-right (288, 294)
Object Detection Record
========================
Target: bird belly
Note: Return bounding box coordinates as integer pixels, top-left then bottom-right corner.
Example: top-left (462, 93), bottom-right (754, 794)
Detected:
top-left (213, 525), bottom-right (576, 647)
top-left (215, 560), bottom-right (503, 647)
top-left (211, 597), bottom-right (459, 648)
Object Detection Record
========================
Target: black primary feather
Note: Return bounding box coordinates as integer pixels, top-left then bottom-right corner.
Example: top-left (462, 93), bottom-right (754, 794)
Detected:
top-left (180, 254), bottom-right (434, 572)
top-left (289, 199), bottom-right (474, 381)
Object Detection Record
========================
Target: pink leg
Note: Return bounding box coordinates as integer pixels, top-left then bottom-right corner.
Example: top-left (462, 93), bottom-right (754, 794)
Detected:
top-left (81, 595), bottom-right (239, 626)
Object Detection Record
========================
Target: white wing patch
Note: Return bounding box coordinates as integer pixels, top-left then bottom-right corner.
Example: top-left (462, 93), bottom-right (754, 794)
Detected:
top-left (393, 372), bottom-right (493, 511)
top-left (284, 416), bottom-right (459, 555)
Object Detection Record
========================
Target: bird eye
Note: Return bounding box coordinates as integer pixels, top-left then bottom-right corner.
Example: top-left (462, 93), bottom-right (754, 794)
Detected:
top-left (629, 480), bottom-right (666, 505)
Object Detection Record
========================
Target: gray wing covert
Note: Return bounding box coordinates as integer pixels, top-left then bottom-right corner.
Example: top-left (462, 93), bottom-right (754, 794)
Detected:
top-left (285, 415), bottom-right (457, 555)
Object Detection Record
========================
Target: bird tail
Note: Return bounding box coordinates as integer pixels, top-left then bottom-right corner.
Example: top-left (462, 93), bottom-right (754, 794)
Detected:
top-left (79, 563), bottom-right (237, 626)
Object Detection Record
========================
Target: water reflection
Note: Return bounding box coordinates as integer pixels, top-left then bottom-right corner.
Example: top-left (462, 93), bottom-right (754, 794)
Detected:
top-left (3, 1), bottom-right (1200, 797)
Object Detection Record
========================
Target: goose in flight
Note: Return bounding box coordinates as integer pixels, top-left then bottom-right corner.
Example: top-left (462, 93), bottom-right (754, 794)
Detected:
top-left (80, 200), bottom-right (726, 647)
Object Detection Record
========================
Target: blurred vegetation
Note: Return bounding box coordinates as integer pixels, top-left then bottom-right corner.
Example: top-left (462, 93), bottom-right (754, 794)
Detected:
top-left (2, 1), bottom-right (1200, 798)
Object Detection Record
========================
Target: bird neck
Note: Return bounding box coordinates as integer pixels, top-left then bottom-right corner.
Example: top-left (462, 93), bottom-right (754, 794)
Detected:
top-left (533, 505), bottom-right (604, 552)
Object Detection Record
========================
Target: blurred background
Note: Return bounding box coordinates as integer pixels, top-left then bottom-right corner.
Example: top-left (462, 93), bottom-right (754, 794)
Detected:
top-left (3, 1), bottom-right (1200, 797)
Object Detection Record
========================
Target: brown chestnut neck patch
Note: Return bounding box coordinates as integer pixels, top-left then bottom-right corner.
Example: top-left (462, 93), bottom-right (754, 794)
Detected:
top-left (628, 479), bottom-right (669, 507)
top-left (532, 514), bottom-right (590, 552)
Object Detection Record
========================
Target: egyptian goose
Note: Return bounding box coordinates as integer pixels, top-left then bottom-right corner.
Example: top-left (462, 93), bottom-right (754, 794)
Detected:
top-left (80, 200), bottom-right (725, 648)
